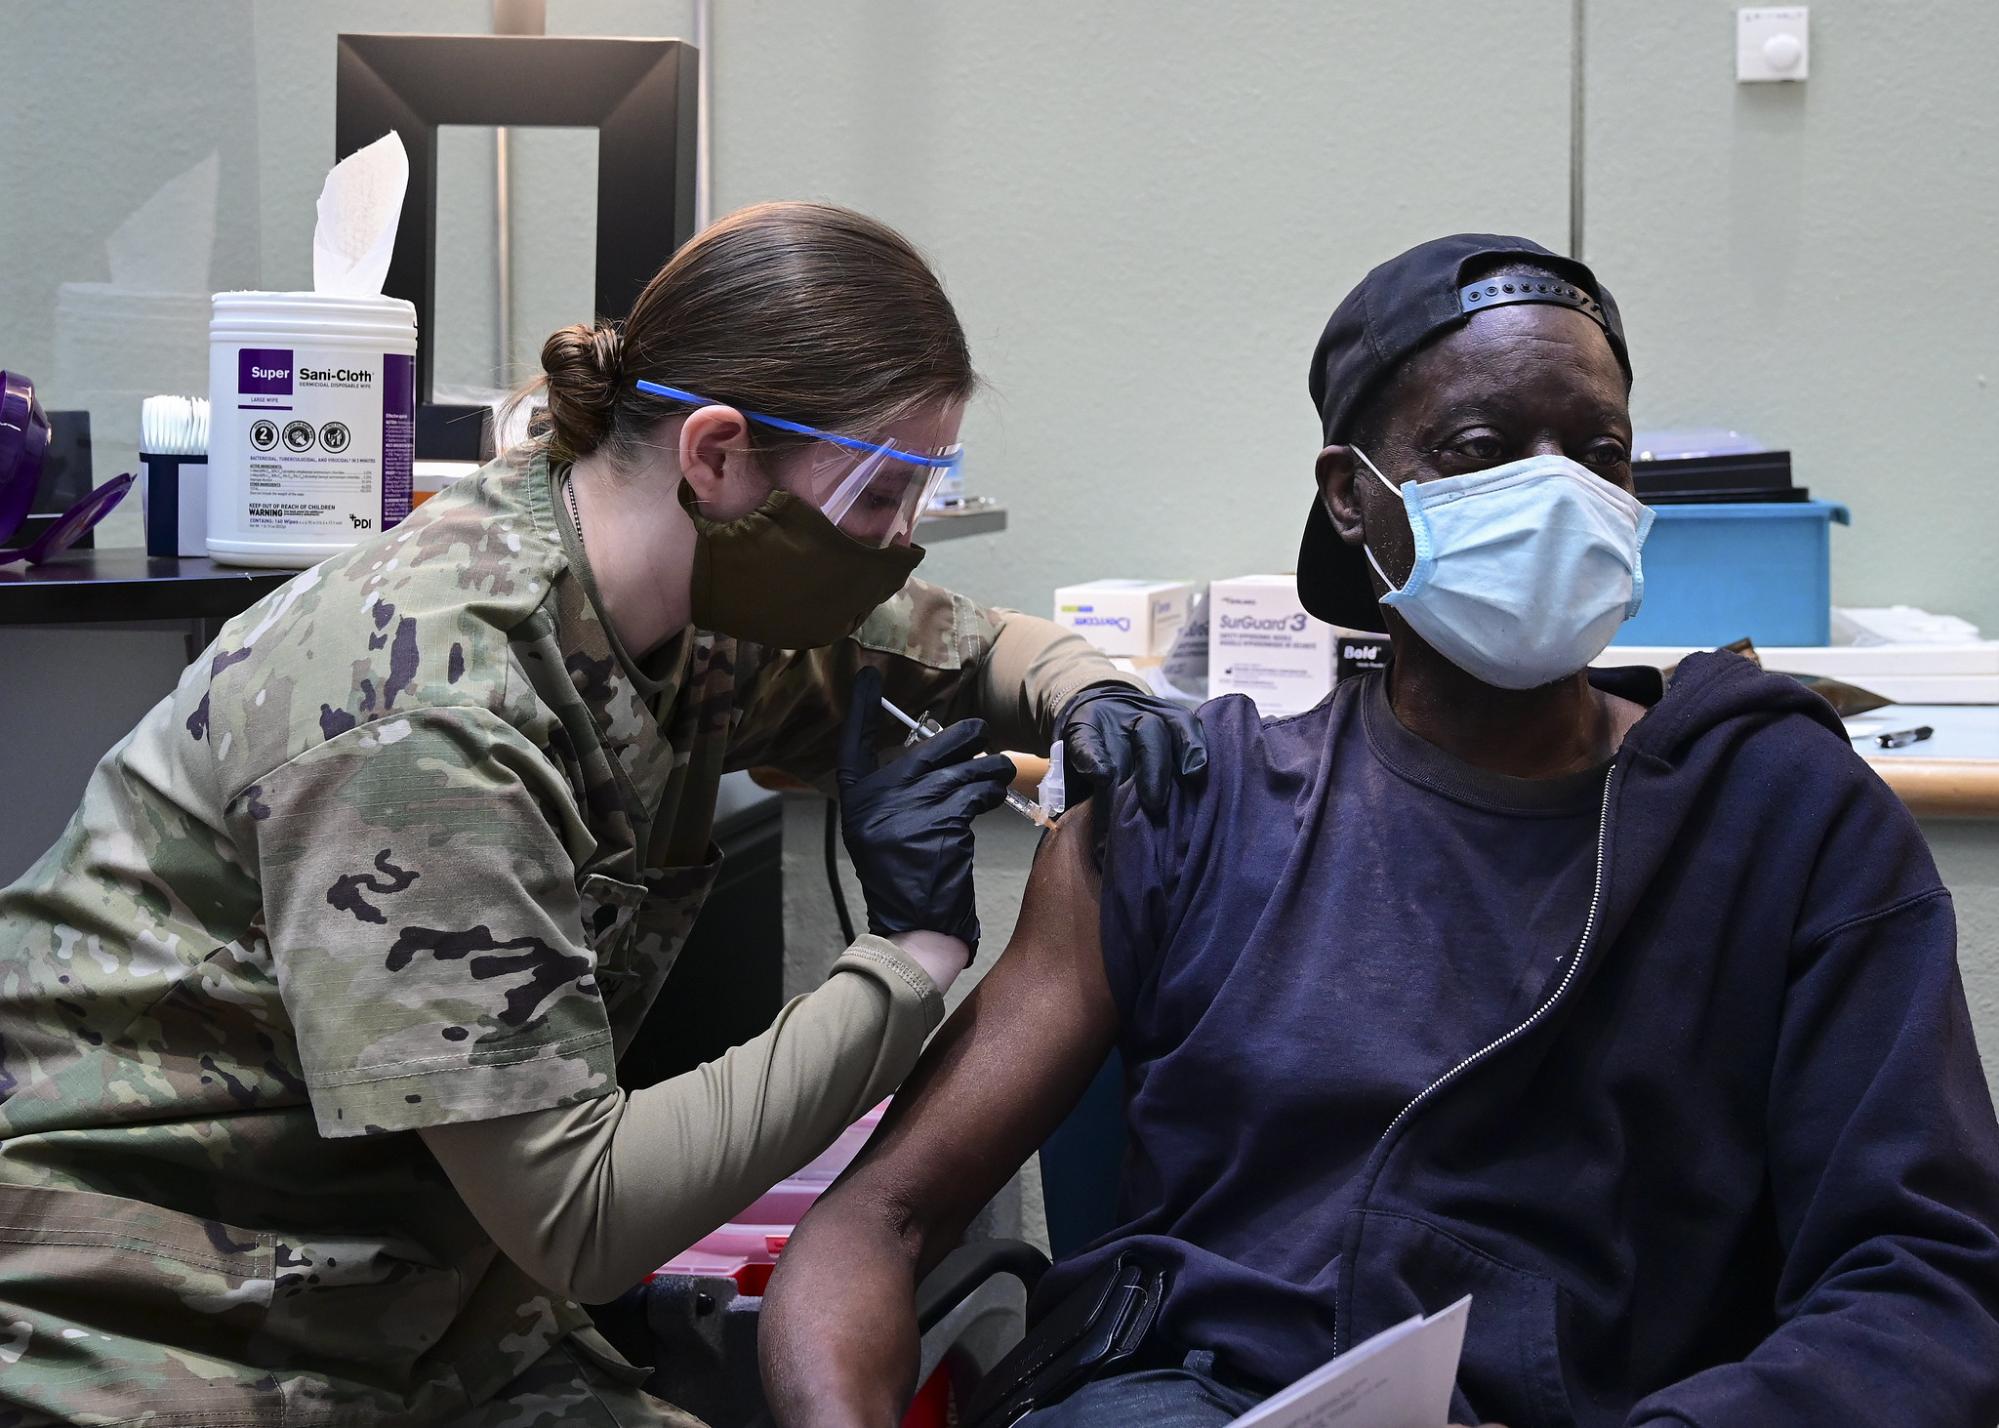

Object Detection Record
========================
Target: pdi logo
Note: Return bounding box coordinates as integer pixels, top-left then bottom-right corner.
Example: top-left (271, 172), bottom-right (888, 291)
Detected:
top-left (349, 514), bottom-right (374, 530)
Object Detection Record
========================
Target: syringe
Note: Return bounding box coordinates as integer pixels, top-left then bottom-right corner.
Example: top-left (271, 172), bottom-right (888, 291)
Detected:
top-left (878, 697), bottom-right (1054, 828)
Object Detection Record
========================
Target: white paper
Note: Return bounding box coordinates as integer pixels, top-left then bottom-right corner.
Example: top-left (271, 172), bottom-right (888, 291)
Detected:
top-left (1832, 605), bottom-right (1984, 646)
top-left (312, 132), bottom-right (409, 297)
top-left (1225, 1297), bottom-right (1471, 1428)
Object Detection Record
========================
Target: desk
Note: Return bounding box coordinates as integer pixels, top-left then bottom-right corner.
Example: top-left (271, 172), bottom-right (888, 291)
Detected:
top-left (1852, 706), bottom-right (1999, 818)
top-left (0, 504), bottom-right (1007, 629)
top-left (0, 505), bottom-right (1009, 655)
top-left (0, 550), bottom-right (289, 629)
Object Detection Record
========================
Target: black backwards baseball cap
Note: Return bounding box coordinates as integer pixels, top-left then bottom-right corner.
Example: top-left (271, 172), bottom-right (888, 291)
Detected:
top-left (1297, 234), bottom-right (1631, 632)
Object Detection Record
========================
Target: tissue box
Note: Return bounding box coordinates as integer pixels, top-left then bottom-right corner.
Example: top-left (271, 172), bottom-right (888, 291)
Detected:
top-left (1054, 580), bottom-right (1193, 658)
top-left (1208, 575), bottom-right (1339, 716)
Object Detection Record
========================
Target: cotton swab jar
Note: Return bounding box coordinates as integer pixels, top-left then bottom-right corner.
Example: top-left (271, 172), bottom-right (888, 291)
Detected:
top-left (140, 394), bottom-right (210, 559)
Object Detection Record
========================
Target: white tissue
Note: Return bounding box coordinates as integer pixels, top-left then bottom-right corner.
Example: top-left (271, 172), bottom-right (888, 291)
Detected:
top-left (107, 152), bottom-right (219, 293)
top-left (1832, 606), bottom-right (1984, 646)
top-left (312, 132), bottom-right (410, 297)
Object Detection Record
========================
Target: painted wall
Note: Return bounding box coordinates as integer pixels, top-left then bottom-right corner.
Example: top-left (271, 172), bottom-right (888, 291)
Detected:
top-left (4, 1), bottom-right (1993, 623)
top-left (1586, 0), bottom-right (1999, 638)
top-left (698, 0), bottom-right (1572, 622)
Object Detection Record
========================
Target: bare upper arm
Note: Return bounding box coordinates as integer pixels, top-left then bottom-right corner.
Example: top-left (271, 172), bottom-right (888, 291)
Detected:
top-left (824, 799), bottom-right (1123, 1271)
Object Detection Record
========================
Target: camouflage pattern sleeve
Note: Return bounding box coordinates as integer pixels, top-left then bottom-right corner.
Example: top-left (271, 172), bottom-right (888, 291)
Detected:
top-left (725, 577), bottom-right (1136, 785)
top-left (966, 606), bottom-right (1146, 752)
top-left (419, 935), bottom-right (943, 1304)
top-left (232, 704), bottom-right (616, 1139)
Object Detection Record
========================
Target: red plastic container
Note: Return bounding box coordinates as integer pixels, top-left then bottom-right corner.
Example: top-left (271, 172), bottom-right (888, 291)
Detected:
top-left (652, 1103), bottom-right (886, 1287)
top-left (652, 1104), bottom-right (944, 1413)
top-left (903, 1365), bottom-right (952, 1428)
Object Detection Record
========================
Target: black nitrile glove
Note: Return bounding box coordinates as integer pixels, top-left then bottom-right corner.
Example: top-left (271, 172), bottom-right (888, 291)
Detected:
top-left (1060, 682), bottom-right (1208, 818)
top-left (837, 666), bottom-right (1016, 952)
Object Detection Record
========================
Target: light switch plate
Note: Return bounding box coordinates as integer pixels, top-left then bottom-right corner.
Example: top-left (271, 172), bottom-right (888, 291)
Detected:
top-left (1739, 6), bottom-right (1809, 82)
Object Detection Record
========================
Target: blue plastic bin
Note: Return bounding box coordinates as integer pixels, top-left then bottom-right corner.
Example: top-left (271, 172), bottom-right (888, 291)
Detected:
top-left (1615, 500), bottom-right (1851, 648)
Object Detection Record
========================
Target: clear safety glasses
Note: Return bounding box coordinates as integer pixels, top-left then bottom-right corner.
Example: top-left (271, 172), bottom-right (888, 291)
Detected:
top-left (634, 379), bottom-right (961, 548)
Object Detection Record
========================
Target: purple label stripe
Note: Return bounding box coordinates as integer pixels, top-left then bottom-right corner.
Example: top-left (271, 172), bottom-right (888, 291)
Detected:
top-left (238, 347), bottom-right (295, 396)
top-left (381, 351), bottom-right (414, 528)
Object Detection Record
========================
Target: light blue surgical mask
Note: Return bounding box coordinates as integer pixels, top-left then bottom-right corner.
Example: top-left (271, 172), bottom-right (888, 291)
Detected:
top-left (1354, 448), bottom-right (1655, 691)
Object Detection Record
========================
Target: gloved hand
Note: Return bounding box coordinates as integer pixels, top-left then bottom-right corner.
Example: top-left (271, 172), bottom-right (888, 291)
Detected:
top-left (1059, 682), bottom-right (1208, 817)
top-left (837, 665), bottom-right (1016, 953)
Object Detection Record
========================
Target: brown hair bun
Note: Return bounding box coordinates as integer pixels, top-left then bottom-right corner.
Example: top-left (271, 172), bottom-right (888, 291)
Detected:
top-left (539, 322), bottom-right (624, 459)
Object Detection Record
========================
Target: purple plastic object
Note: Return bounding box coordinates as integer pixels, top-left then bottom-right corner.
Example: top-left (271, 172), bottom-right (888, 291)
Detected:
top-left (0, 472), bottom-right (134, 567)
top-left (0, 369), bottom-right (134, 566)
top-left (0, 369), bottom-right (51, 543)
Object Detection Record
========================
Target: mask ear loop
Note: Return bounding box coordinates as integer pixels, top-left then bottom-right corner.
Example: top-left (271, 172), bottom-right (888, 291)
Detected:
top-left (1350, 446), bottom-right (1408, 596)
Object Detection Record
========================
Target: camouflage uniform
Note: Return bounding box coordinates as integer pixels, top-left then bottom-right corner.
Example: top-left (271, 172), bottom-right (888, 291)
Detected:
top-left (0, 452), bottom-right (1123, 1425)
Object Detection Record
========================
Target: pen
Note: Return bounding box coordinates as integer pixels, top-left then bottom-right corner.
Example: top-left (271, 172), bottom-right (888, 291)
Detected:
top-left (1875, 725), bottom-right (1934, 750)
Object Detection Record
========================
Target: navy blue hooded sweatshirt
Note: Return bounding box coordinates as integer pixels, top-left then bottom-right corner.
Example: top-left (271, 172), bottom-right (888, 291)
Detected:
top-left (1043, 653), bottom-right (1999, 1427)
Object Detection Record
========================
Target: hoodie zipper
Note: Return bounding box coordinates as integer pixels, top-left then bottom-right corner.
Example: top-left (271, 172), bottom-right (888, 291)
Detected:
top-left (1332, 764), bottom-right (1618, 1355)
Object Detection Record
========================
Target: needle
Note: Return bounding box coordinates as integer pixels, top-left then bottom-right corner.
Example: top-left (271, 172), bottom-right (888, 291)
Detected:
top-left (878, 697), bottom-right (1053, 827)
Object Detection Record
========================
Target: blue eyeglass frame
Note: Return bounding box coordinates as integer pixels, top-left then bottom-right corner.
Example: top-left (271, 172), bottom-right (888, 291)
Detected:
top-left (633, 380), bottom-right (963, 471)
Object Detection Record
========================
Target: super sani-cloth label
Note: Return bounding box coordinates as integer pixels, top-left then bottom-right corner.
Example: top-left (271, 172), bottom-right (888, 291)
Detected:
top-left (234, 348), bottom-right (412, 536)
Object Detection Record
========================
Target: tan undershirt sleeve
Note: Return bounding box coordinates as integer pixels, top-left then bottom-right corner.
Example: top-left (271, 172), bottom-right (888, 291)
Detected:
top-left (419, 936), bottom-right (943, 1305)
top-left (972, 610), bottom-right (1148, 755)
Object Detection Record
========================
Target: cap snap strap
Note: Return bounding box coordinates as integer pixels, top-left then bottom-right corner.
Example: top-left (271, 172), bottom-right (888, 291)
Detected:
top-left (1459, 277), bottom-right (1608, 330)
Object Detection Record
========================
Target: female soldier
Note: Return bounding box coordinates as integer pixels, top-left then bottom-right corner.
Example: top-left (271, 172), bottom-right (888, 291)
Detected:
top-left (0, 201), bottom-right (1202, 1426)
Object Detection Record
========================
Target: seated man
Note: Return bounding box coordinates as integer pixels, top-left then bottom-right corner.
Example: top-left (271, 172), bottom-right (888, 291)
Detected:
top-left (758, 236), bottom-right (1999, 1428)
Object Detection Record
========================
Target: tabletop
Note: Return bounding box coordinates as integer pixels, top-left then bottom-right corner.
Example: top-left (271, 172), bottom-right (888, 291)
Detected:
top-left (0, 550), bottom-right (291, 626)
top-left (1849, 705), bottom-right (1999, 818)
top-left (0, 505), bottom-right (1008, 630)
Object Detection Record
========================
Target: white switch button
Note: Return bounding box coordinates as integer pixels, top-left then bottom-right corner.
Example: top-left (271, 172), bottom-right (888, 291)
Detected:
top-left (1762, 32), bottom-right (1804, 71)
top-left (1739, 7), bottom-right (1809, 82)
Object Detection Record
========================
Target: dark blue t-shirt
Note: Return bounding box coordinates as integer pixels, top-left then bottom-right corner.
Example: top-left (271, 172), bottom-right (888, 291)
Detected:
top-left (1050, 672), bottom-right (1610, 1390)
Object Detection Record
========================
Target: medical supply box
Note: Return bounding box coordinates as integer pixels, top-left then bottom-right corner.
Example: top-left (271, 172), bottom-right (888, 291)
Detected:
top-left (1208, 574), bottom-right (1339, 716)
top-left (1616, 500), bottom-right (1850, 648)
top-left (1054, 579), bottom-right (1194, 659)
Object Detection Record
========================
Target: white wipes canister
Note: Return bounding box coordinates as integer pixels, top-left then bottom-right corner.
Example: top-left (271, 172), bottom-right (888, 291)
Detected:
top-left (207, 291), bottom-right (418, 568)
